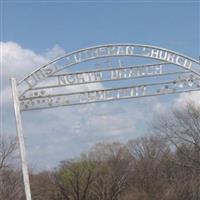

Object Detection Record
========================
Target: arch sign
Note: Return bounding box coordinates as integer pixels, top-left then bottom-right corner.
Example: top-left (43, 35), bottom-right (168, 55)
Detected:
top-left (11, 44), bottom-right (200, 200)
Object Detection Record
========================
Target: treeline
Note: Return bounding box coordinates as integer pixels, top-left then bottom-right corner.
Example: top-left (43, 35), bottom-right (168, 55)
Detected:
top-left (1, 101), bottom-right (200, 200)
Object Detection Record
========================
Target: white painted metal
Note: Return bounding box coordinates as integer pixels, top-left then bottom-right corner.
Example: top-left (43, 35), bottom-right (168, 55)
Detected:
top-left (21, 88), bottom-right (200, 112)
top-left (17, 44), bottom-right (200, 94)
top-left (11, 78), bottom-right (32, 200)
top-left (20, 77), bottom-right (200, 111)
top-left (25, 70), bottom-right (188, 92)
top-left (10, 44), bottom-right (200, 200)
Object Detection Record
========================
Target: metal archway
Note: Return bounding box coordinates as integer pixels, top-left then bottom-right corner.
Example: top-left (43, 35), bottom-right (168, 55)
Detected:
top-left (11, 44), bottom-right (200, 200)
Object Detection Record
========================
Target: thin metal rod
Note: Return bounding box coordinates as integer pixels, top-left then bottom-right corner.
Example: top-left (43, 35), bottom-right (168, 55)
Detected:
top-left (22, 78), bottom-right (200, 100)
top-left (28, 70), bottom-right (189, 91)
top-left (21, 88), bottom-right (200, 112)
top-left (19, 62), bottom-right (170, 97)
top-left (11, 78), bottom-right (32, 200)
top-left (17, 43), bottom-right (200, 86)
top-left (50, 62), bottom-right (169, 77)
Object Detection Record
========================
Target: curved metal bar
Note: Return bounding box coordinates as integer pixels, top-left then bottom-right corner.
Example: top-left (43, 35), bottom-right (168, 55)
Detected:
top-left (20, 89), bottom-right (200, 112)
top-left (20, 62), bottom-right (171, 96)
top-left (27, 71), bottom-right (189, 91)
top-left (17, 44), bottom-right (200, 92)
top-left (19, 76), bottom-right (200, 111)
top-left (21, 78), bottom-right (200, 100)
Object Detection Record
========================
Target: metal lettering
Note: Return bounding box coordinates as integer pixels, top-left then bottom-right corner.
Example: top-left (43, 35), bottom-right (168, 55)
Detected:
top-left (150, 49), bottom-right (160, 59)
top-left (58, 75), bottom-right (67, 85)
top-left (42, 65), bottom-right (56, 76)
top-left (93, 72), bottom-right (103, 81)
top-left (95, 90), bottom-right (105, 100)
top-left (166, 53), bottom-right (176, 63)
top-left (20, 78), bottom-right (200, 111)
top-left (135, 87), bottom-right (139, 96)
top-left (122, 88), bottom-right (131, 98)
top-left (66, 55), bottom-right (74, 65)
top-left (175, 56), bottom-right (184, 66)
top-left (87, 72), bottom-right (102, 82)
top-left (118, 59), bottom-right (123, 67)
top-left (104, 90), bottom-right (114, 100)
top-left (146, 66), bottom-right (154, 75)
top-left (141, 86), bottom-right (147, 95)
top-left (154, 65), bottom-right (163, 74)
top-left (111, 69), bottom-right (127, 79)
top-left (42, 63), bottom-right (167, 89)
top-left (18, 44), bottom-right (200, 93)
top-left (116, 89), bottom-right (121, 98)
top-left (159, 51), bottom-right (168, 60)
top-left (79, 93), bottom-right (88, 103)
top-left (67, 74), bottom-right (76, 83)
top-left (90, 48), bottom-right (99, 58)
top-left (34, 70), bottom-right (46, 81)
top-left (137, 67), bottom-right (146, 76)
top-left (108, 46), bottom-right (117, 56)
top-left (24, 76), bottom-right (36, 88)
top-left (142, 47), bottom-right (150, 56)
top-left (87, 73), bottom-right (93, 82)
top-left (98, 47), bottom-right (107, 56)
top-left (128, 68), bottom-right (136, 78)
top-left (76, 73), bottom-right (85, 83)
top-left (126, 46), bottom-right (135, 55)
top-left (116, 46), bottom-right (125, 55)
top-left (111, 69), bottom-right (119, 80)
top-left (183, 59), bottom-right (192, 69)
top-left (73, 52), bottom-right (82, 63)
top-left (87, 92), bottom-right (96, 101)
top-left (130, 87), bottom-right (136, 96)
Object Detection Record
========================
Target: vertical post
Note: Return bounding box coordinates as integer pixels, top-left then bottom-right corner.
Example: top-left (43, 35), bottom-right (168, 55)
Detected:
top-left (11, 77), bottom-right (32, 200)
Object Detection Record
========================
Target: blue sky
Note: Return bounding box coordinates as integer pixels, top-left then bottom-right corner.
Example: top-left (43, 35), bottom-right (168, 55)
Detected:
top-left (1, 0), bottom-right (200, 171)
top-left (2, 1), bottom-right (199, 56)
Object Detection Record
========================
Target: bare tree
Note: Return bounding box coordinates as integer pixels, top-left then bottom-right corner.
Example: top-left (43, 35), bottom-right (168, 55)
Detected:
top-left (30, 171), bottom-right (60, 200)
top-left (126, 135), bottom-right (172, 200)
top-left (89, 142), bottom-right (131, 200)
top-left (153, 101), bottom-right (200, 168)
top-left (53, 158), bottom-right (98, 200)
top-left (0, 169), bottom-right (24, 200)
top-left (0, 134), bottom-right (17, 170)
top-left (152, 101), bottom-right (200, 200)
top-left (0, 134), bottom-right (25, 200)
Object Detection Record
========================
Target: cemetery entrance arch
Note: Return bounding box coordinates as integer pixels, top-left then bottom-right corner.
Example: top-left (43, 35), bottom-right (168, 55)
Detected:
top-left (11, 44), bottom-right (200, 200)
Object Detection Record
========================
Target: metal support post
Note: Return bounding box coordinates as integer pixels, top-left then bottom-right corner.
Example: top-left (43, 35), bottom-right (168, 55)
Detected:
top-left (11, 77), bottom-right (32, 200)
